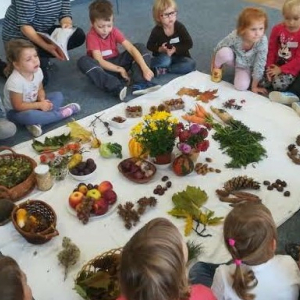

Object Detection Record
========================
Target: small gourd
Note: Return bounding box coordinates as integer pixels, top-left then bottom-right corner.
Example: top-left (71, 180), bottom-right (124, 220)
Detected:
top-left (128, 138), bottom-right (148, 158)
top-left (172, 155), bottom-right (194, 176)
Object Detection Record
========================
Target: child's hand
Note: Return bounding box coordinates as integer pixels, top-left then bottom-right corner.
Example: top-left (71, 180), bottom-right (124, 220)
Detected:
top-left (166, 46), bottom-right (176, 57)
top-left (267, 64), bottom-right (281, 77)
top-left (251, 86), bottom-right (268, 95)
top-left (118, 67), bottom-right (130, 81)
top-left (39, 100), bottom-right (53, 111)
top-left (142, 66), bottom-right (154, 81)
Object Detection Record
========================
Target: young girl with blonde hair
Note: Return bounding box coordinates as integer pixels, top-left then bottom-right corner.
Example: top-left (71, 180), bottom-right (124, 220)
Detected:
top-left (117, 217), bottom-right (216, 300)
top-left (147, 0), bottom-right (196, 76)
top-left (189, 202), bottom-right (300, 300)
top-left (211, 7), bottom-right (268, 94)
top-left (3, 39), bottom-right (80, 137)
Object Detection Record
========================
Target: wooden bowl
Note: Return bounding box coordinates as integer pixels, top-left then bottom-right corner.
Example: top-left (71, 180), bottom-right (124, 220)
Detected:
top-left (118, 158), bottom-right (156, 184)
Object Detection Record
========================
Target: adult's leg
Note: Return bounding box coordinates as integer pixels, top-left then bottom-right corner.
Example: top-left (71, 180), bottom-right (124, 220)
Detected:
top-left (234, 67), bottom-right (251, 91)
top-left (77, 55), bottom-right (123, 93)
top-left (168, 56), bottom-right (196, 74)
top-left (189, 261), bottom-right (220, 287)
top-left (0, 119), bottom-right (17, 139)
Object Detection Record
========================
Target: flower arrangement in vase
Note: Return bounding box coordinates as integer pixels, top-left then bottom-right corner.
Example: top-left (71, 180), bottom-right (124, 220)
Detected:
top-left (175, 123), bottom-right (210, 162)
top-left (130, 111), bottom-right (178, 164)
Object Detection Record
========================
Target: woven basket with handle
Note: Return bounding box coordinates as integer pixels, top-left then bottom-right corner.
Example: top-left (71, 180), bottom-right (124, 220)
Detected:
top-left (11, 199), bottom-right (59, 244)
top-left (0, 146), bottom-right (37, 202)
top-left (75, 247), bottom-right (122, 300)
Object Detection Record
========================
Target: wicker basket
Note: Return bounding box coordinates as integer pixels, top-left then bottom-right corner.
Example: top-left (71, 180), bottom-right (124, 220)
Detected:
top-left (75, 248), bottom-right (122, 300)
top-left (11, 200), bottom-right (59, 244)
top-left (0, 146), bottom-right (37, 202)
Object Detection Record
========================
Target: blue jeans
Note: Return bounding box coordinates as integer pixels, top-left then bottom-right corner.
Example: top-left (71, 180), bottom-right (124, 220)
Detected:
top-left (7, 91), bottom-right (65, 126)
top-left (151, 53), bottom-right (196, 75)
top-left (189, 261), bottom-right (220, 287)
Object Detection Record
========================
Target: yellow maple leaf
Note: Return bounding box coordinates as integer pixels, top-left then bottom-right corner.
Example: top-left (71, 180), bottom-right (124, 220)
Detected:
top-left (184, 215), bottom-right (194, 236)
top-left (67, 121), bottom-right (92, 143)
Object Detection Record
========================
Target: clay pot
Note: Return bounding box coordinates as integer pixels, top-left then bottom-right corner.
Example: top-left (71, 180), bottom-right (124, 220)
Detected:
top-left (154, 152), bottom-right (173, 165)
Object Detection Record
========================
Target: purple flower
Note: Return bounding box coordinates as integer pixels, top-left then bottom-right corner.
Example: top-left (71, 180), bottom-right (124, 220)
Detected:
top-left (178, 143), bottom-right (192, 154)
top-left (190, 123), bottom-right (201, 134)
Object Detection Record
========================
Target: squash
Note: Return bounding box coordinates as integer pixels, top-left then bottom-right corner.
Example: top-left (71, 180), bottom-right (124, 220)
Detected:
top-left (172, 155), bottom-right (194, 176)
top-left (128, 138), bottom-right (148, 158)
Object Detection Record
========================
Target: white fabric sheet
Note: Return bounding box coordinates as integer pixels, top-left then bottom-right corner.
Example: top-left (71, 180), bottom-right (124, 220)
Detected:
top-left (1, 71), bottom-right (300, 300)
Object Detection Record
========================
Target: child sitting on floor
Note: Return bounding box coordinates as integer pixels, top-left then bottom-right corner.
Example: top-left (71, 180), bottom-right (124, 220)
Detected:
top-left (3, 39), bottom-right (80, 137)
top-left (189, 202), bottom-right (300, 300)
top-left (211, 7), bottom-right (268, 95)
top-left (77, 0), bottom-right (160, 101)
top-left (116, 217), bottom-right (216, 300)
top-left (147, 0), bottom-right (196, 77)
top-left (0, 253), bottom-right (33, 300)
top-left (266, 0), bottom-right (300, 111)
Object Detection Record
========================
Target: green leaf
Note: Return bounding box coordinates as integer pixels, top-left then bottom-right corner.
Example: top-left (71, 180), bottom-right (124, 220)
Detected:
top-left (32, 133), bottom-right (71, 153)
top-left (77, 271), bottom-right (111, 289)
top-left (74, 284), bottom-right (88, 299)
top-left (207, 217), bottom-right (224, 225)
top-left (168, 208), bottom-right (189, 218)
top-left (107, 143), bottom-right (123, 158)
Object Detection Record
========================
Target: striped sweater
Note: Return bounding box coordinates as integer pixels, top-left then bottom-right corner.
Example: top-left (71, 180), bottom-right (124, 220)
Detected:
top-left (2, 0), bottom-right (71, 42)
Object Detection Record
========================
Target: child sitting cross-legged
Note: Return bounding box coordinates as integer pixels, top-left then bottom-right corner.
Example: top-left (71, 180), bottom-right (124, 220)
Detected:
top-left (3, 39), bottom-right (80, 137)
top-left (77, 0), bottom-right (161, 101)
top-left (117, 217), bottom-right (216, 300)
top-left (189, 202), bottom-right (300, 300)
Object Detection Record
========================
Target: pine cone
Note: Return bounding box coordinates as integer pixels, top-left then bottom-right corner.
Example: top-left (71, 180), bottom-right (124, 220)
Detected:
top-left (223, 176), bottom-right (260, 192)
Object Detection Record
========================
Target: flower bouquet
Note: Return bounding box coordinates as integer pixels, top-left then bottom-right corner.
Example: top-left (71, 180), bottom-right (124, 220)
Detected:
top-left (175, 123), bottom-right (210, 161)
top-left (130, 111), bottom-right (178, 164)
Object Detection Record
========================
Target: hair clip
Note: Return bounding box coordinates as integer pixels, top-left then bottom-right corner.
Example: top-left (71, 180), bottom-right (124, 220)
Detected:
top-left (234, 259), bottom-right (242, 266)
top-left (228, 238), bottom-right (235, 247)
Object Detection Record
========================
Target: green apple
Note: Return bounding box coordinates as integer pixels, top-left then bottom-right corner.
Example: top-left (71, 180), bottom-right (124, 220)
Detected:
top-left (86, 188), bottom-right (101, 201)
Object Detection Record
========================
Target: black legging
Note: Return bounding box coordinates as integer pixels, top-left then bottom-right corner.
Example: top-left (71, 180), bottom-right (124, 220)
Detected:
top-left (288, 75), bottom-right (300, 98)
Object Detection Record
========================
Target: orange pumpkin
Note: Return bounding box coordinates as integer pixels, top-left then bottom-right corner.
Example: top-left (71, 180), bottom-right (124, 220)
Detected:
top-left (128, 138), bottom-right (148, 158)
top-left (172, 155), bottom-right (194, 176)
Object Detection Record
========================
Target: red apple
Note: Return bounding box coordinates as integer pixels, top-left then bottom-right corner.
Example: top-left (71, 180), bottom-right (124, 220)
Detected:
top-left (86, 188), bottom-right (101, 201)
top-left (102, 189), bottom-right (117, 205)
top-left (93, 198), bottom-right (109, 215)
top-left (98, 181), bottom-right (113, 194)
top-left (69, 191), bottom-right (84, 209)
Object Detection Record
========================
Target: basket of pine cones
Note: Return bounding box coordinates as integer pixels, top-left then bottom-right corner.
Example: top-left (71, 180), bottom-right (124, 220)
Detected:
top-left (75, 247), bottom-right (122, 300)
top-left (11, 199), bottom-right (58, 244)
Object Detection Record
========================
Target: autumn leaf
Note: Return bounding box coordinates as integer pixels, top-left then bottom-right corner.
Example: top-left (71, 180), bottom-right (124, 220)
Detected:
top-left (168, 207), bottom-right (189, 218)
top-left (184, 215), bottom-right (193, 236)
top-left (177, 87), bottom-right (201, 97)
top-left (196, 89), bottom-right (218, 102)
top-left (198, 209), bottom-right (223, 226)
top-left (67, 120), bottom-right (93, 143)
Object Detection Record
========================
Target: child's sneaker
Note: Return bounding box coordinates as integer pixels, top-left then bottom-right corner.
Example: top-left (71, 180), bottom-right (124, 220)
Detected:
top-left (26, 124), bottom-right (42, 137)
top-left (211, 68), bottom-right (222, 83)
top-left (132, 82), bottom-right (161, 96)
top-left (153, 67), bottom-right (168, 77)
top-left (269, 91), bottom-right (299, 105)
top-left (119, 86), bottom-right (127, 101)
top-left (60, 103), bottom-right (81, 118)
top-left (292, 102), bottom-right (300, 116)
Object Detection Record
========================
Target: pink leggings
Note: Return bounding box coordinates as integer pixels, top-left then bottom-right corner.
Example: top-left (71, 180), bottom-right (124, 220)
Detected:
top-left (215, 47), bottom-right (251, 91)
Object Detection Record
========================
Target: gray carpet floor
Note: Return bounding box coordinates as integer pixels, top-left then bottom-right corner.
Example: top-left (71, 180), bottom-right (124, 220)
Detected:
top-left (0, 0), bottom-right (298, 253)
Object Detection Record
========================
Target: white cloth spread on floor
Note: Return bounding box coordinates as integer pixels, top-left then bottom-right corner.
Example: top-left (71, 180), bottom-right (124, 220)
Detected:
top-left (1, 71), bottom-right (300, 300)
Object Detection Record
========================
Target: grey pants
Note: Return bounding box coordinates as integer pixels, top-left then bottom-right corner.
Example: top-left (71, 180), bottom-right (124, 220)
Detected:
top-left (77, 43), bottom-right (151, 94)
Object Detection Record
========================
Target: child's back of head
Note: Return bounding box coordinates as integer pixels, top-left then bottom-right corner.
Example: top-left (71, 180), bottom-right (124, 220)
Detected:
top-left (119, 217), bottom-right (190, 300)
top-left (223, 202), bottom-right (277, 300)
top-left (89, 0), bottom-right (113, 23)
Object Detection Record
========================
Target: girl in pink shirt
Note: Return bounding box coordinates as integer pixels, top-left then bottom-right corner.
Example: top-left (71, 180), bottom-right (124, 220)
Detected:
top-left (117, 218), bottom-right (216, 300)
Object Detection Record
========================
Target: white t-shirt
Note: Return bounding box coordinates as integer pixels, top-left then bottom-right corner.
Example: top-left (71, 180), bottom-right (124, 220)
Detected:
top-left (211, 255), bottom-right (300, 300)
top-left (3, 68), bottom-right (43, 110)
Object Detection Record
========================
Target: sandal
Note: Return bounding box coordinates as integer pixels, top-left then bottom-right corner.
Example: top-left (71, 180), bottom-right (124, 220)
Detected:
top-left (285, 243), bottom-right (300, 261)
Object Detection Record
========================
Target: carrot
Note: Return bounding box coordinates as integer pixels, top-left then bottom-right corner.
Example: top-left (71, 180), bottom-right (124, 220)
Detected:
top-left (182, 114), bottom-right (206, 124)
top-left (195, 104), bottom-right (208, 117)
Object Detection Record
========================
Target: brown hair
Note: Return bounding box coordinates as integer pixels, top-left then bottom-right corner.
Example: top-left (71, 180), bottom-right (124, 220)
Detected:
top-left (223, 202), bottom-right (277, 300)
top-left (152, 0), bottom-right (177, 25)
top-left (89, 0), bottom-right (113, 23)
top-left (0, 255), bottom-right (24, 300)
top-left (282, 0), bottom-right (300, 15)
top-left (5, 39), bottom-right (36, 76)
top-left (119, 217), bottom-right (190, 300)
top-left (236, 7), bottom-right (268, 36)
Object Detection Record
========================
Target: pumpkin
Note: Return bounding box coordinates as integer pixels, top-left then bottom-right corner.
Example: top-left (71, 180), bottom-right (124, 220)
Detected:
top-left (172, 155), bottom-right (194, 176)
top-left (128, 138), bottom-right (148, 158)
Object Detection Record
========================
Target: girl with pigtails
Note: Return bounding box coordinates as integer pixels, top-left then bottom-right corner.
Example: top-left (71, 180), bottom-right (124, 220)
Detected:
top-left (189, 202), bottom-right (300, 300)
